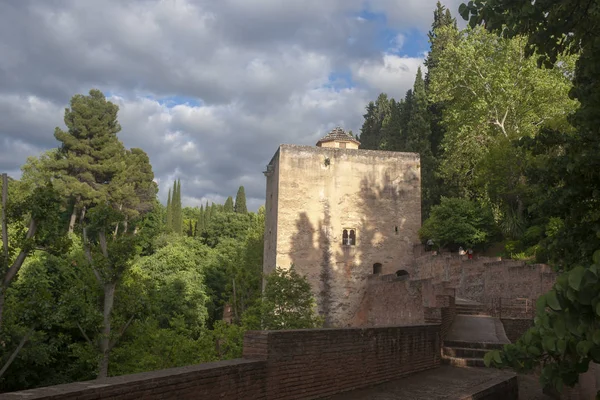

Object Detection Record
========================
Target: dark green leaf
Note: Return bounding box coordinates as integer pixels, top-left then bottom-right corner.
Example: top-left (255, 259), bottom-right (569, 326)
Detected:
top-left (569, 266), bottom-right (586, 291)
top-left (528, 346), bottom-right (541, 356)
top-left (546, 290), bottom-right (561, 310)
top-left (493, 350), bottom-right (502, 364)
top-left (484, 351), bottom-right (494, 367)
top-left (554, 318), bottom-right (566, 339)
top-left (593, 250), bottom-right (600, 264)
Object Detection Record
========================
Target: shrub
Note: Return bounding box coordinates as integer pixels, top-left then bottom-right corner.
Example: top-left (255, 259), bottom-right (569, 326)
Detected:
top-left (419, 197), bottom-right (498, 250)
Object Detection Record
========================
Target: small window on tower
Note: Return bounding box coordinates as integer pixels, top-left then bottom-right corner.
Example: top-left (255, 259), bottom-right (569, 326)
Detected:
top-left (339, 142), bottom-right (347, 149)
top-left (342, 228), bottom-right (356, 246)
top-left (373, 263), bottom-right (382, 274)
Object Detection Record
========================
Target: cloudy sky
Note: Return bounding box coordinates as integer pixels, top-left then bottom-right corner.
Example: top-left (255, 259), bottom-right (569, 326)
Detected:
top-left (0, 0), bottom-right (462, 211)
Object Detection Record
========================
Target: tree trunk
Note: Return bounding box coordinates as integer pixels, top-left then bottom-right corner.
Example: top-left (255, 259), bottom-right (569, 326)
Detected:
top-left (68, 196), bottom-right (81, 234)
top-left (0, 218), bottom-right (37, 330)
top-left (97, 281), bottom-right (116, 379)
top-left (0, 288), bottom-right (5, 330)
top-left (68, 208), bottom-right (77, 234)
top-left (0, 329), bottom-right (32, 379)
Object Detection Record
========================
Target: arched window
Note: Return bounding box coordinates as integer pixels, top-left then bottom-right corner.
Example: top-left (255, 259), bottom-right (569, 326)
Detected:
top-left (373, 263), bottom-right (382, 274)
top-left (342, 228), bottom-right (356, 246)
top-left (396, 270), bottom-right (409, 278)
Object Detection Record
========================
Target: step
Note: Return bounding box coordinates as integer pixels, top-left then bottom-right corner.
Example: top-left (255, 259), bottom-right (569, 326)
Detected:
top-left (443, 340), bottom-right (505, 350)
top-left (442, 356), bottom-right (486, 368)
top-left (456, 310), bottom-right (490, 316)
top-left (443, 346), bottom-right (489, 359)
top-left (455, 305), bottom-right (485, 310)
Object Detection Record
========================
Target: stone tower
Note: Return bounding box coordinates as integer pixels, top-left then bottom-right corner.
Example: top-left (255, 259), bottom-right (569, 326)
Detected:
top-left (262, 127), bottom-right (421, 327)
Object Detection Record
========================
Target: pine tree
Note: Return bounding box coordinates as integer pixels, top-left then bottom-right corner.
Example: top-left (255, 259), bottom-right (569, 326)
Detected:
top-left (166, 188), bottom-right (173, 232)
top-left (234, 186), bottom-right (247, 214)
top-left (224, 196), bottom-right (234, 212)
top-left (49, 89), bottom-right (126, 233)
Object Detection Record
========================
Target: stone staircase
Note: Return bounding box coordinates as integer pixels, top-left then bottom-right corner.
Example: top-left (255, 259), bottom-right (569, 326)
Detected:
top-left (442, 298), bottom-right (510, 368)
top-left (442, 339), bottom-right (504, 367)
top-left (455, 301), bottom-right (488, 316)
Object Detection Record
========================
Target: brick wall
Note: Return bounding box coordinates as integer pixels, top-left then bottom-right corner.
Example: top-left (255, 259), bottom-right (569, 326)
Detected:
top-left (440, 294), bottom-right (456, 340)
top-left (244, 325), bottom-right (441, 399)
top-left (2, 325), bottom-right (441, 400)
top-left (0, 359), bottom-right (267, 400)
top-left (500, 318), bottom-right (534, 343)
top-left (357, 275), bottom-right (427, 327)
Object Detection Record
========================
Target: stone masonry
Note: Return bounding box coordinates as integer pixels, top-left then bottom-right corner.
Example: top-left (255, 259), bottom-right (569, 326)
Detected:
top-left (263, 127), bottom-right (421, 327)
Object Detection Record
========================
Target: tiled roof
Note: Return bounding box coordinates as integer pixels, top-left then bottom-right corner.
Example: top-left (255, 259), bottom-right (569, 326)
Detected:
top-left (316, 126), bottom-right (361, 145)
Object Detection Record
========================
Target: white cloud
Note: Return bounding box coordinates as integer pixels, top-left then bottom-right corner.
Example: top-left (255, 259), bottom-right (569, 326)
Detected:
top-left (0, 0), bottom-right (454, 210)
top-left (352, 54), bottom-right (426, 99)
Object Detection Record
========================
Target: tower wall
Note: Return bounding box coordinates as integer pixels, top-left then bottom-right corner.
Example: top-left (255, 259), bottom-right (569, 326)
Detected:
top-left (263, 144), bottom-right (421, 327)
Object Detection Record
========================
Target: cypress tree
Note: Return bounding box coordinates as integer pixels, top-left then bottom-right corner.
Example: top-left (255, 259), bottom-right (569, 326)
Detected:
top-left (234, 186), bottom-right (247, 213)
top-left (197, 205), bottom-right (205, 234)
top-left (425, 1), bottom-right (458, 158)
top-left (173, 179), bottom-right (182, 234)
top-left (381, 99), bottom-right (403, 151)
top-left (224, 196), bottom-right (234, 213)
top-left (204, 201), bottom-right (211, 227)
top-left (406, 67), bottom-right (437, 219)
top-left (166, 188), bottom-right (173, 232)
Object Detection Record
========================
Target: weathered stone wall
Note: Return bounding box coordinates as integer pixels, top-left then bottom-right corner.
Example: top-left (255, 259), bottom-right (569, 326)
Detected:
top-left (263, 148), bottom-right (280, 278)
top-left (2, 325), bottom-right (441, 400)
top-left (356, 275), bottom-right (427, 326)
top-left (263, 144), bottom-right (421, 327)
top-left (409, 254), bottom-right (556, 304)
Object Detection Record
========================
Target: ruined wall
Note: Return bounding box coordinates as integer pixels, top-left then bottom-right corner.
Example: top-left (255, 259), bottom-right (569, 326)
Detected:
top-left (3, 326), bottom-right (441, 400)
top-left (264, 144), bottom-right (421, 327)
top-left (409, 255), bottom-right (556, 304)
top-left (355, 275), bottom-right (428, 327)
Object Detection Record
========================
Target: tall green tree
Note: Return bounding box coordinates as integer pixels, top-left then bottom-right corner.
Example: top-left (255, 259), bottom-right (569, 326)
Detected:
top-left (166, 188), bottom-right (172, 232)
top-left (0, 176), bottom-right (69, 378)
top-left (171, 180), bottom-right (182, 235)
top-left (428, 26), bottom-right (577, 218)
top-left (424, 1), bottom-right (457, 157)
top-left (406, 67), bottom-right (437, 218)
top-left (358, 94), bottom-right (391, 150)
top-left (48, 90), bottom-right (125, 233)
top-left (460, 0), bottom-right (600, 393)
top-left (259, 266), bottom-right (323, 330)
top-left (223, 197), bottom-right (234, 213)
top-left (234, 186), bottom-right (247, 214)
top-left (380, 99), bottom-right (403, 151)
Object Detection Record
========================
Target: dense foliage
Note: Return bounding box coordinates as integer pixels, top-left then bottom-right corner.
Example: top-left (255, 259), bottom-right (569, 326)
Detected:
top-left (0, 90), bottom-right (320, 392)
top-left (419, 197), bottom-right (497, 250)
top-left (457, 0), bottom-right (600, 395)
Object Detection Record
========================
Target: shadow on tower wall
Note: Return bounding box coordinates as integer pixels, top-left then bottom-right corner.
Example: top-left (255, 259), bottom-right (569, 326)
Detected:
top-left (288, 163), bottom-right (420, 327)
